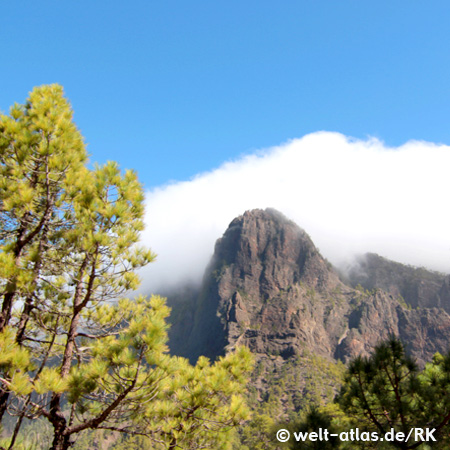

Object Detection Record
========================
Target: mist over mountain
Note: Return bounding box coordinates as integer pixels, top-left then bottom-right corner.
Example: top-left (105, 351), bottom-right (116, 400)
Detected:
top-left (342, 253), bottom-right (450, 312)
top-left (165, 208), bottom-right (450, 363)
top-left (140, 132), bottom-right (450, 294)
top-left (160, 208), bottom-right (450, 417)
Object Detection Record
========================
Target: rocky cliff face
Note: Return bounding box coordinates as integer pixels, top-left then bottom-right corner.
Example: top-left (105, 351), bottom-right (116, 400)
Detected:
top-left (193, 208), bottom-right (348, 358)
top-left (166, 208), bottom-right (450, 415)
top-left (170, 208), bottom-right (450, 367)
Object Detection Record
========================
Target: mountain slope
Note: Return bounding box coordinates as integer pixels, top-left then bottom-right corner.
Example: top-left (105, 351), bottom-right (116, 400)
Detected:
top-left (166, 208), bottom-right (450, 416)
top-left (344, 252), bottom-right (450, 312)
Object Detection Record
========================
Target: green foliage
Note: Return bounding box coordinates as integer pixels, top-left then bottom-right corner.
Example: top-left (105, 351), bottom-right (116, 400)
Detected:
top-left (337, 337), bottom-right (450, 449)
top-left (143, 346), bottom-right (254, 449)
top-left (239, 413), bottom-right (277, 450)
top-left (0, 85), bottom-right (253, 450)
top-left (287, 406), bottom-right (343, 449)
top-left (277, 339), bottom-right (450, 450)
top-left (240, 353), bottom-right (346, 450)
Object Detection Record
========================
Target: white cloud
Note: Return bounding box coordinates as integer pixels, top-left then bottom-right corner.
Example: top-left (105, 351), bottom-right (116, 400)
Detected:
top-left (140, 131), bottom-right (450, 292)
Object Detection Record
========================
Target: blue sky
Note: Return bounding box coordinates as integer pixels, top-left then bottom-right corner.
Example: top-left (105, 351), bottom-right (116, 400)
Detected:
top-left (3, 2), bottom-right (450, 285)
top-left (2, 1), bottom-right (450, 189)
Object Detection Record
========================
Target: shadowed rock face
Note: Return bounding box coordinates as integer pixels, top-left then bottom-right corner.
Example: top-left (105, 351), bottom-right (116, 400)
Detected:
top-left (168, 208), bottom-right (450, 368)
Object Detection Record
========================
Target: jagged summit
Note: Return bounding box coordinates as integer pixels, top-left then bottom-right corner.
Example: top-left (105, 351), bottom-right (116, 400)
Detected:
top-left (164, 208), bottom-right (450, 418)
top-left (167, 208), bottom-right (450, 368)
top-left (212, 208), bottom-right (337, 299)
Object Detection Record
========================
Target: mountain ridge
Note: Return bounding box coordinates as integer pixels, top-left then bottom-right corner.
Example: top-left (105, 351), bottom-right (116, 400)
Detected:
top-left (163, 208), bottom-right (450, 416)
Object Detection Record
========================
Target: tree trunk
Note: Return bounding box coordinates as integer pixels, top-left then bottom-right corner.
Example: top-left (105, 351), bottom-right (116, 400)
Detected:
top-left (0, 391), bottom-right (10, 424)
top-left (50, 431), bottom-right (71, 450)
top-left (49, 393), bottom-right (70, 450)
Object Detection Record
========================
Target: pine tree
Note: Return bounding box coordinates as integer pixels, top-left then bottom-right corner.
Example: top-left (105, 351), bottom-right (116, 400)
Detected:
top-left (0, 84), bottom-right (88, 425)
top-left (337, 337), bottom-right (450, 449)
top-left (0, 85), bottom-right (253, 450)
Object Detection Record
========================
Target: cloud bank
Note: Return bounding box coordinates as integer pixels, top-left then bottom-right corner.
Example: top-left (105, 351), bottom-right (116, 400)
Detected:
top-left (140, 132), bottom-right (450, 292)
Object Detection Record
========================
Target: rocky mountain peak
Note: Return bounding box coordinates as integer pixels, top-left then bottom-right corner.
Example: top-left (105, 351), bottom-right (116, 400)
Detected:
top-left (175, 208), bottom-right (350, 362)
top-left (168, 208), bottom-right (450, 370)
top-left (166, 208), bottom-right (450, 418)
top-left (212, 208), bottom-right (337, 302)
